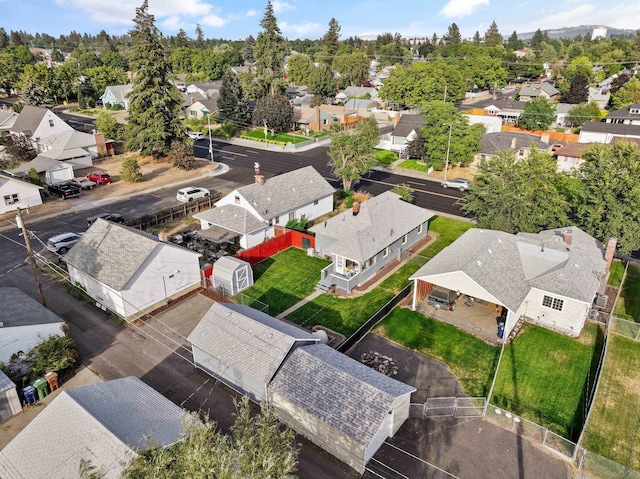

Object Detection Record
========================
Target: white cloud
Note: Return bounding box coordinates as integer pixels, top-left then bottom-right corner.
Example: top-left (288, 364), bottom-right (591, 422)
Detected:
top-left (272, 1), bottom-right (295, 14)
top-left (246, 9), bottom-right (258, 17)
top-left (280, 21), bottom-right (320, 37)
top-left (439, 0), bottom-right (489, 18)
top-left (201, 14), bottom-right (228, 28)
top-left (160, 16), bottom-right (183, 31)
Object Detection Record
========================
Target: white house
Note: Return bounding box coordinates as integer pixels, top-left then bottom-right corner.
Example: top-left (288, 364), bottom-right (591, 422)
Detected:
top-left (463, 114), bottom-right (503, 133)
top-left (7, 156), bottom-right (74, 185)
top-left (9, 105), bottom-right (73, 144)
top-left (410, 227), bottom-right (611, 339)
top-left (194, 166), bottom-right (335, 249)
top-left (0, 173), bottom-right (43, 214)
top-left (0, 287), bottom-right (65, 365)
top-left (100, 84), bottom-right (133, 110)
top-left (603, 103), bottom-right (640, 126)
top-left (578, 121), bottom-right (640, 144)
top-left (188, 302), bottom-right (319, 402)
top-left (0, 377), bottom-right (184, 479)
top-left (63, 219), bottom-right (202, 320)
top-left (310, 191), bottom-right (434, 293)
top-left (0, 108), bottom-right (18, 131)
top-left (36, 130), bottom-right (98, 170)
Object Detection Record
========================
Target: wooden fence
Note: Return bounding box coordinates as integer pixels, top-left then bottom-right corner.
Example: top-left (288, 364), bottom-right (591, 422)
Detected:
top-left (126, 193), bottom-right (221, 231)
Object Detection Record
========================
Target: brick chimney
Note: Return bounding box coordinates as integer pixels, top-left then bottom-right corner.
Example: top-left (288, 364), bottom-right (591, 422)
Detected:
top-left (314, 106), bottom-right (321, 132)
top-left (94, 131), bottom-right (107, 157)
top-left (540, 133), bottom-right (550, 144)
top-left (255, 175), bottom-right (265, 186)
top-left (563, 231), bottom-right (573, 245)
top-left (191, 96), bottom-right (195, 104)
top-left (604, 237), bottom-right (617, 273)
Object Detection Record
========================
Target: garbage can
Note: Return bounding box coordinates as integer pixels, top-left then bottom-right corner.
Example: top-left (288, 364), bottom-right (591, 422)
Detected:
top-left (22, 385), bottom-right (37, 405)
top-left (44, 372), bottom-right (59, 392)
top-left (497, 321), bottom-right (505, 339)
top-left (32, 377), bottom-right (49, 400)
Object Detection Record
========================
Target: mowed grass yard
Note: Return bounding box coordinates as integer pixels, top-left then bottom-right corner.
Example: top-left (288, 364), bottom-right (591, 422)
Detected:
top-left (582, 333), bottom-right (640, 471)
top-left (491, 323), bottom-right (605, 440)
top-left (614, 262), bottom-right (640, 321)
top-left (233, 248), bottom-right (330, 316)
top-left (285, 216), bottom-right (474, 336)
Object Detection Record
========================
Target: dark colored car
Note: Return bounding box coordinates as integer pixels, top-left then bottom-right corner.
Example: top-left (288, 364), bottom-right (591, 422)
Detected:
top-left (86, 171), bottom-right (111, 185)
top-left (427, 287), bottom-right (458, 311)
top-left (48, 182), bottom-right (81, 200)
top-left (87, 212), bottom-right (125, 227)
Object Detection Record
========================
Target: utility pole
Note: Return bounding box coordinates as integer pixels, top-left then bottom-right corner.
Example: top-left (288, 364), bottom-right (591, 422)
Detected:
top-left (16, 208), bottom-right (46, 307)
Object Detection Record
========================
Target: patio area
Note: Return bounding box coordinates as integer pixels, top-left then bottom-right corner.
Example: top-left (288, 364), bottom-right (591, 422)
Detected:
top-left (416, 297), bottom-right (503, 345)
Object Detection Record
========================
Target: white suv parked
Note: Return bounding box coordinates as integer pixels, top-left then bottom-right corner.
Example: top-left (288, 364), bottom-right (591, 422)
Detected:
top-left (176, 187), bottom-right (210, 202)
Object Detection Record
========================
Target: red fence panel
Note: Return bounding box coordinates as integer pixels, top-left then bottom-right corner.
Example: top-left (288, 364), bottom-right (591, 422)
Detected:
top-left (234, 230), bottom-right (316, 265)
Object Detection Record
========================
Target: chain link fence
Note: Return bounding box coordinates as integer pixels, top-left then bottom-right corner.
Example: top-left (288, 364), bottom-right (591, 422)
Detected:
top-left (410, 397), bottom-right (486, 419)
top-left (576, 448), bottom-right (640, 479)
top-left (609, 316), bottom-right (640, 341)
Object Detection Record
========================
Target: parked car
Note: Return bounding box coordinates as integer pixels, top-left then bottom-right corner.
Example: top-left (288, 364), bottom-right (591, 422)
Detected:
top-left (70, 177), bottom-right (97, 190)
top-left (187, 131), bottom-right (206, 140)
top-left (87, 212), bottom-right (125, 227)
top-left (46, 232), bottom-right (82, 254)
top-left (427, 287), bottom-right (458, 311)
top-left (176, 187), bottom-right (210, 202)
top-left (48, 182), bottom-right (81, 200)
top-left (86, 171), bottom-right (111, 184)
top-left (441, 178), bottom-right (471, 191)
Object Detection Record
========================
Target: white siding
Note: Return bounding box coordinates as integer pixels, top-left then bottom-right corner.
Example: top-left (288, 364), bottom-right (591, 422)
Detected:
top-left (32, 111), bottom-right (73, 141)
top-left (523, 288), bottom-right (590, 337)
top-left (0, 323), bottom-right (64, 364)
top-left (578, 131), bottom-right (609, 144)
top-left (417, 272), bottom-right (503, 306)
top-left (120, 245), bottom-right (201, 318)
top-left (0, 180), bottom-right (42, 214)
top-left (68, 266), bottom-right (126, 317)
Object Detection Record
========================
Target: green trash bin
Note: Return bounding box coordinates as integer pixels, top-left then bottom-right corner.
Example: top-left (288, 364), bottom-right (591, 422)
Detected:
top-left (32, 377), bottom-right (49, 400)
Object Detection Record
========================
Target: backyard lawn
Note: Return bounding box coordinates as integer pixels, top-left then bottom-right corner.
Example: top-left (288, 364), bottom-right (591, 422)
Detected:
top-left (614, 263), bottom-right (640, 322)
top-left (233, 248), bottom-right (329, 316)
top-left (491, 323), bottom-right (605, 440)
top-left (377, 308), bottom-right (499, 397)
top-left (242, 129), bottom-right (317, 144)
top-left (582, 333), bottom-right (640, 471)
top-left (375, 149), bottom-right (398, 165)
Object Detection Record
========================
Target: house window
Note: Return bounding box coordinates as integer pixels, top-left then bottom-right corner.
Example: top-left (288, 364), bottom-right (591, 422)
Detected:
top-left (275, 216), bottom-right (280, 224)
top-left (288, 212), bottom-right (295, 222)
top-left (313, 200), bottom-right (319, 205)
top-left (49, 119), bottom-right (54, 127)
top-left (383, 246), bottom-right (389, 257)
top-left (4, 193), bottom-right (19, 205)
top-left (402, 234), bottom-right (407, 245)
top-left (418, 224), bottom-right (423, 234)
top-left (234, 195), bottom-right (240, 204)
top-left (542, 295), bottom-right (564, 311)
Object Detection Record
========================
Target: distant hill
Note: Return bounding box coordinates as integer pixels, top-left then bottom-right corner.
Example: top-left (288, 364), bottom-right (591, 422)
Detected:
top-left (518, 25), bottom-right (636, 40)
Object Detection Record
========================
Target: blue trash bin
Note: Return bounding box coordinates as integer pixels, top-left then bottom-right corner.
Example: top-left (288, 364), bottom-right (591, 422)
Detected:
top-left (497, 322), bottom-right (505, 338)
top-left (22, 385), bottom-right (37, 405)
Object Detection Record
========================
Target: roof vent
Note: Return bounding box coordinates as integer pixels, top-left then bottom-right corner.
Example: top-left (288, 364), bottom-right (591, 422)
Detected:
top-left (477, 260), bottom-right (482, 266)
top-left (488, 249), bottom-right (492, 254)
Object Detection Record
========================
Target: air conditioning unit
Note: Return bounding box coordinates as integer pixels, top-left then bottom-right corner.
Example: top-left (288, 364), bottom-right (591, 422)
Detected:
top-left (595, 293), bottom-right (608, 308)
top-left (307, 247), bottom-right (315, 256)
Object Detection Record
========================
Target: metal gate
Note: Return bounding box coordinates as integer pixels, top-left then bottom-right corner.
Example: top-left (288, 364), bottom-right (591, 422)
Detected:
top-left (412, 397), bottom-right (486, 418)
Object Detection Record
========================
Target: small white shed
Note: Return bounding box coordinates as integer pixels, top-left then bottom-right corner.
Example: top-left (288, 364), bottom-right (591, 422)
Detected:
top-left (0, 369), bottom-right (22, 423)
top-left (212, 256), bottom-right (253, 296)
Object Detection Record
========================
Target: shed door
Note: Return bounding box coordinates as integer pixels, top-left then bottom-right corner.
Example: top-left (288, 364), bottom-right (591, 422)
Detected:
top-left (301, 236), bottom-right (311, 249)
top-left (235, 266), bottom-right (248, 291)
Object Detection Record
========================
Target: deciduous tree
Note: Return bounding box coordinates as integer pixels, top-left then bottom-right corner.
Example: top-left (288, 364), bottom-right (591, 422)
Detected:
top-left (566, 101), bottom-right (603, 126)
top-left (251, 94), bottom-right (293, 132)
top-left (332, 52), bottom-right (369, 87)
top-left (125, 0), bottom-right (185, 157)
top-left (327, 117), bottom-right (379, 191)
top-left (286, 54), bottom-right (313, 85)
top-left (610, 76), bottom-right (640, 109)
top-left (95, 110), bottom-right (124, 141)
top-left (565, 74), bottom-right (589, 104)
top-left (461, 149), bottom-right (569, 233)
top-left (518, 97), bottom-right (556, 131)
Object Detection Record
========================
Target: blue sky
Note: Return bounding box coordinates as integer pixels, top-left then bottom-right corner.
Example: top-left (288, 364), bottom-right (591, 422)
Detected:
top-left (2, 0), bottom-right (637, 42)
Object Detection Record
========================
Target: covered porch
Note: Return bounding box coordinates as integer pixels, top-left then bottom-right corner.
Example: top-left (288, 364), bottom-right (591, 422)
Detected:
top-left (318, 256), bottom-right (362, 293)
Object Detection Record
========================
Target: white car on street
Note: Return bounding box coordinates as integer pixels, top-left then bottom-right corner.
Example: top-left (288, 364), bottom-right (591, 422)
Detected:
top-left (187, 131), bottom-right (206, 140)
top-left (176, 187), bottom-right (210, 202)
top-left (46, 232), bottom-right (82, 254)
top-left (441, 178), bottom-right (471, 191)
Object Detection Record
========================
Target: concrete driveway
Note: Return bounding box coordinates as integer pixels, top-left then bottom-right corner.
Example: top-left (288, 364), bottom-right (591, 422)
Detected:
top-left (349, 333), bottom-right (573, 479)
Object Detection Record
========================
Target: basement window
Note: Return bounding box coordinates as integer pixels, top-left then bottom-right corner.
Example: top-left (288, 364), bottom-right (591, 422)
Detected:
top-left (542, 295), bottom-right (564, 311)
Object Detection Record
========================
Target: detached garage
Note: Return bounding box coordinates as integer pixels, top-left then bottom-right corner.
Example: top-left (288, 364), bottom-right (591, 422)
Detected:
top-left (212, 256), bottom-right (253, 296)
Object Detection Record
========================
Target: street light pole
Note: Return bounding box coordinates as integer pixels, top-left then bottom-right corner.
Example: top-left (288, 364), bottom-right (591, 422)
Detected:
top-left (444, 124), bottom-right (452, 181)
top-left (207, 113), bottom-right (214, 162)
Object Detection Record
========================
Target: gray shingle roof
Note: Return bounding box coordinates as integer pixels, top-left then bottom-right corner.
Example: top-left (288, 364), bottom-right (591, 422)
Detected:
top-left (235, 166), bottom-right (335, 220)
top-left (392, 114), bottom-right (424, 138)
top-left (8, 155), bottom-right (67, 174)
top-left (0, 377), bottom-right (184, 479)
top-left (604, 105), bottom-right (640, 121)
top-left (309, 191), bottom-right (435, 263)
top-left (194, 204), bottom-right (266, 234)
top-left (0, 368), bottom-right (16, 392)
top-left (480, 132), bottom-right (551, 155)
top-left (102, 84), bottom-right (132, 104)
top-left (63, 219), bottom-right (199, 291)
top-left (580, 121), bottom-right (640, 135)
top-left (9, 105), bottom-right (48, 135)
top-left (188, 302), bottom-right (317, 384)
top-left (519, 82), bottom-right (559, 97)
top-left (0, 287), bottom-right (65, 328)
top-left (38, 130), bottom-right (95, 150)
top-left (270, 344), bottom-right (415, 446)
top-left (410, 227), bottom-right (606, 311)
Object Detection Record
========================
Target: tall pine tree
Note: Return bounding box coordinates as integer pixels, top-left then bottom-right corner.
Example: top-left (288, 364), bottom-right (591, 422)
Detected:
top-left (125, 0), bottom-right (184, 157)
top-left (253, 1), bottom-right (288, 77)
top-left (218, 69), bottom-right (251, 127)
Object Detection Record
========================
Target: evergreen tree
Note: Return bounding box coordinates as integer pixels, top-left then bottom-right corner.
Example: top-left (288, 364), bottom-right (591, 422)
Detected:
top-left (125, 0), bottom-right (185, 157)
top-left (565, 74), bottom-right (589, 104)
top-left (506, 31), bottom-right (523, 51)
top-left (0, 28), bottom-right (9, 50)
top-left (218, 69), bottom-right (250, 127)
top-left (243, 35), bottom-right (255, 64)
top-left (473, 31), bottom-right (481, 45)
top-left (254, 1), bottom-right (288, 77)
top-left (120, 157), bottom-right (143, 182)
top-left (443, 23), bottom-right (461, 44)
top-left (321, 18), bottom-right (341, 62)
top-left (405, 129), bottom-right (426, 159)
top-left (530, 29), bottom-right (545, 53)
top-left (484, 21), bottom-right (503, 47)
top-left (195, 24), bottom-right (205, 48)
top-left (174, 29), bottom-right (189, 48)
top-left (251, 94), bottom-right (293, 132)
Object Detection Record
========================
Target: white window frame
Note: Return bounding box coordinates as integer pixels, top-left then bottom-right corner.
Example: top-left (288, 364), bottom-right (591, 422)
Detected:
top-left (4, 193), bottom-right (19, 205)
top-left (383, 246), bottom-right (389, 258)
top-left (402, 234), bottom-right (407, 245)
top-left (542, 295), bottom-right (564, 311)
top-left (418, 224), bottom-right (423, 234)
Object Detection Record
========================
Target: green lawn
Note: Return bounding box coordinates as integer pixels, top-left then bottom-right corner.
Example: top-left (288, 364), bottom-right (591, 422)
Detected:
top-left (608, 260), bottom-right (625, 287)
top-left (242, 129), bottom-right (310, 144)
top-left (491, 323), bottom-right (605, 439)
top-left (582, 334), bottom-right (640, 470)
top-left (378, 308), bottom-right (500, 397)
top-left (375, 149), bottom-right (398, 165)
top-left (399, 159), bottom-right (444, 171)
top-left (234, 248), bottom-right (330, 316)
top-left (614, 263), bottom-right (640, 322)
